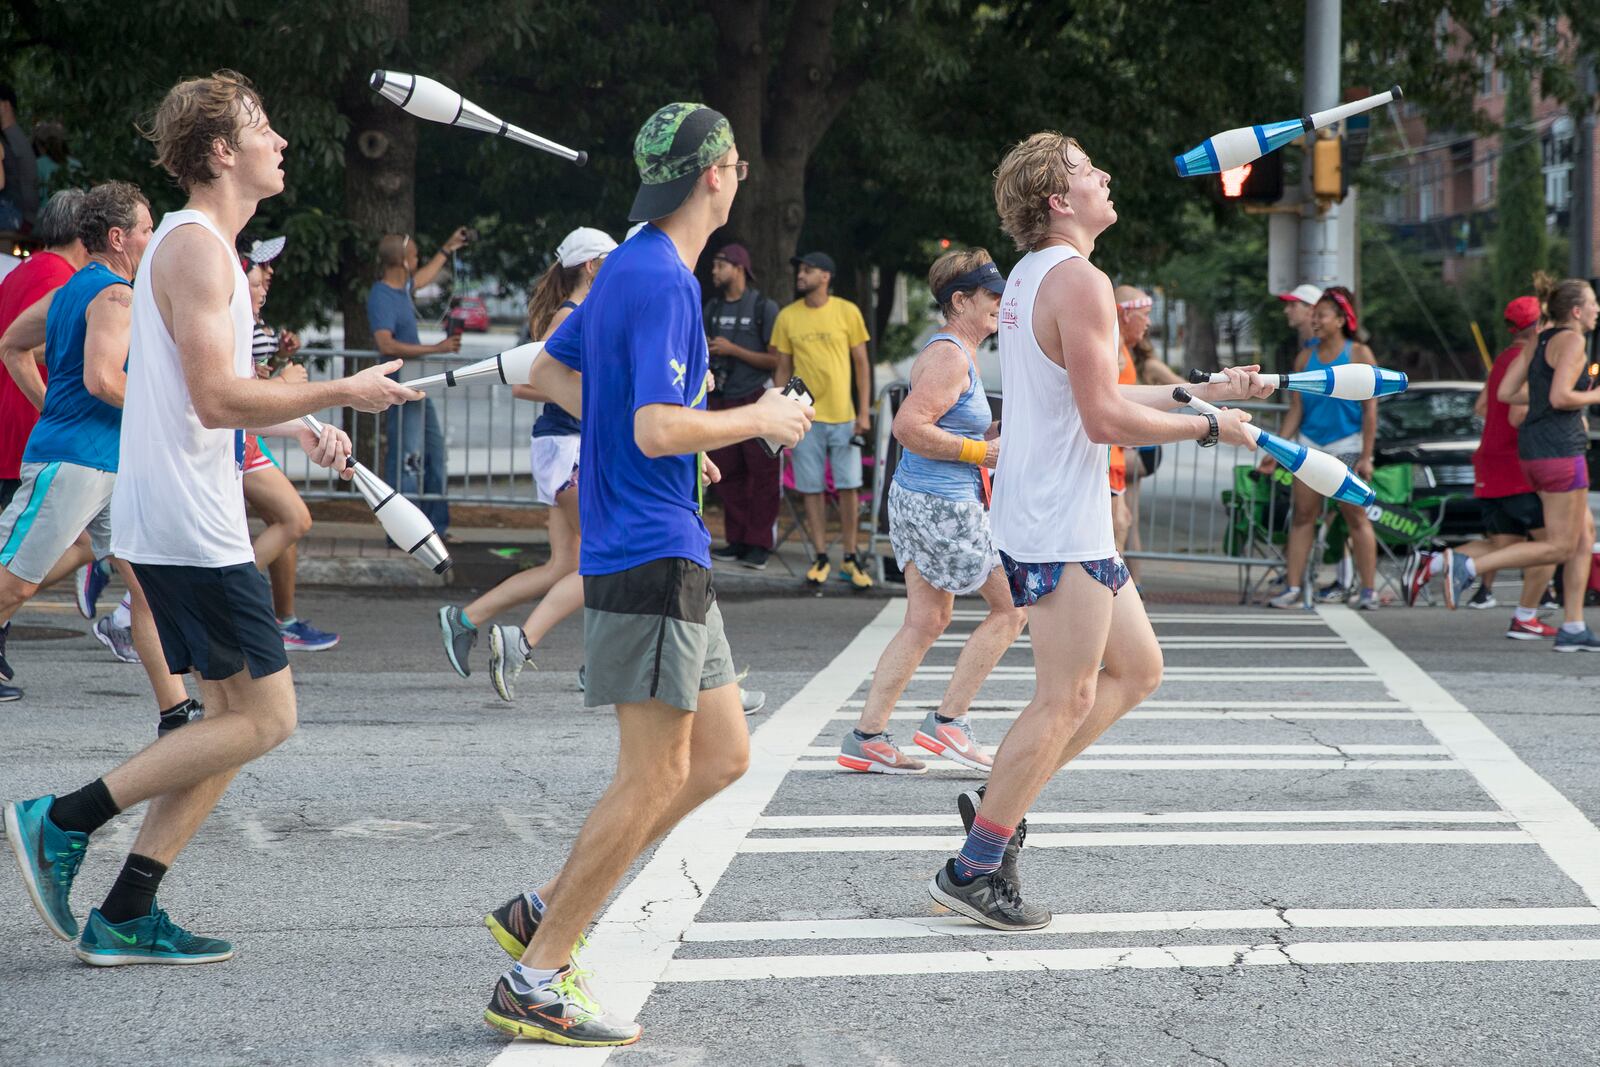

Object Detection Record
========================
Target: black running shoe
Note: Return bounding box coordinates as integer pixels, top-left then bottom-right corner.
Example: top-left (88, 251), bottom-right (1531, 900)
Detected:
top-left (1466, 583), bottom-right (1497, 610)
top-left (485, 967), bottom-right (641, 1047)
top-left (956, 786), bottom-right (1027, 892)
top-left (710, 543), bottom-right (745, 562)
top-left (158, 699), bottom-right (204, 737)
top-left (438, 605), bottom-right (478, 678)
top-left (0, 621), bottom-right (13, 681)
top-left (928, 858), bottom-right (1052, 931)
top-left (739, 546), bottom-right (770, 570)
top-left (486, 892), bottom-right (542, 959)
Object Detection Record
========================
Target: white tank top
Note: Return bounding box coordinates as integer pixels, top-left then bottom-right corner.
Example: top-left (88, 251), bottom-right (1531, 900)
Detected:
top-left (989, 244), bottom-right (1117, 563)
top-left (111, 210), bottom-right (256, 567)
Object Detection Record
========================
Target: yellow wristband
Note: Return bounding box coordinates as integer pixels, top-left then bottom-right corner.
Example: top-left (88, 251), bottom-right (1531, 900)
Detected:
top-left (957, 438), bottom-right (987, 465)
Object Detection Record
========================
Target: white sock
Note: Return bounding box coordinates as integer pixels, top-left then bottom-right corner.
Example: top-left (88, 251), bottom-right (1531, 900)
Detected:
top-left (508, 962), bottom-right (560, 993)
top-left (1514, 607), bottom-right (1537, 623)
top-left (111, 597), bottom-right (132, 629)
top-left (1561, 621), bottom-right (1586, 634)
top-left (1463, 556), bottom-right (1476, 577)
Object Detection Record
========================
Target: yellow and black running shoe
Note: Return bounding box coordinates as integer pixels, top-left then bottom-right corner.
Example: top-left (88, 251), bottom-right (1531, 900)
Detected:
top-left (484, 966), bottom-right (641, 1047)
top-left (805, 554), bottom-right (831, 587)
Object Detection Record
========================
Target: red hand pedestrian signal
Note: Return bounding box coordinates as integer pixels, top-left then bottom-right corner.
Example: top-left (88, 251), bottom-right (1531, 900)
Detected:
top-left (1220, 164), bottom-right (1253, 198)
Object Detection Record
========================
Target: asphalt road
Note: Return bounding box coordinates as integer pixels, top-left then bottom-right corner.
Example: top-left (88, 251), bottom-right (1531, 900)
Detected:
top-left (2, 581), bottom-right (1599, 1067)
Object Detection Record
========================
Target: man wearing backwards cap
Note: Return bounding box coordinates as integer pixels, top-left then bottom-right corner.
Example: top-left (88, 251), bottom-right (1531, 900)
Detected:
top-left (1273, 282), bottom-right (1323, 375)
top-left (483, 102), bottom-right (813, 1048)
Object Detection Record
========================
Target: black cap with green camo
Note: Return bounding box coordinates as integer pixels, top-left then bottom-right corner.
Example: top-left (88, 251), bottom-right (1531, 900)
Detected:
top-left (628, 102), bottom-right (734, 223)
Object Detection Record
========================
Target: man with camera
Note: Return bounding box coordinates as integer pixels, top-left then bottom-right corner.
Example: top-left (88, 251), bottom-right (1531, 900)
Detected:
top-left (705, 243), bottom-right (781, 569)
top-left (368, 226), bottom-right (468, 536)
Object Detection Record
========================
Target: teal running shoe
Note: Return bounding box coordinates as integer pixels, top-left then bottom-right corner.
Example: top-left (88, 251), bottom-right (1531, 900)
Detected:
top-left (4, 795), bottom-right (89, 940)
top-left (75, 905), bottom-right (234, 966)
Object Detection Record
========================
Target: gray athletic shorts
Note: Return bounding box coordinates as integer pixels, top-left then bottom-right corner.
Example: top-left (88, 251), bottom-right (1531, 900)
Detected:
top-left (582, 557), bottom-right (737, 713)
top-left (0, 461), bottom-right (114, 584)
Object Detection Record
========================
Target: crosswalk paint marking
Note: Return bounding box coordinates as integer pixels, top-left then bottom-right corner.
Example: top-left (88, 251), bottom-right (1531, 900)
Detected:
top-left (808, 744), bottom-right (1447, 757)
top-left (841, 698), bottom-right (1409, 710)
top-left (752, 810), bottom-right (1515, 830)
top-left (737, 829), bottom-right (1533, 853)
top-left (792, 758), bottom-right (1462, 772)
top-left (832, 710), bottom-right (1419, 721)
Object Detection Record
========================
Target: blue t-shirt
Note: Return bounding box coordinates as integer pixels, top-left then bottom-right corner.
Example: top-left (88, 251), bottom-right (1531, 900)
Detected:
top-left (546, 224), bottom-right (710, 575)
top-left (366, 280), bottom-right (419, 345)
top-left (24, 262), bottom-right (128, 473)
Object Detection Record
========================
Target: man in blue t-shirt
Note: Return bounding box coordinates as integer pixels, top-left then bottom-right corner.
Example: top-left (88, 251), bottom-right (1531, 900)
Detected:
top-left (366, 226), bottom-right (467, 534)
top-left (477, 103), bottom-right (812, 1048)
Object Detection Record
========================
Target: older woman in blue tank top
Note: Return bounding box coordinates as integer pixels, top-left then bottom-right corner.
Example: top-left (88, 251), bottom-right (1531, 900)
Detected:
top-left (1263, 285), bottom-right (1381, 610)
top-left (838, 250), bottom-right (1027, 775)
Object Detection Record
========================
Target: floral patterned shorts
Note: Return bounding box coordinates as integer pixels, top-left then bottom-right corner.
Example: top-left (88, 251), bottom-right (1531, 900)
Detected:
top-left (887, 481), bottom-right (1001, 595)
top-left (1000, 550), bottom-right (1131, 608)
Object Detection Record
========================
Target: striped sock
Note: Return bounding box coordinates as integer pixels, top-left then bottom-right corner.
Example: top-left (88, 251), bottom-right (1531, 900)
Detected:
top-left (952, 814), bottom-right (1014, 884)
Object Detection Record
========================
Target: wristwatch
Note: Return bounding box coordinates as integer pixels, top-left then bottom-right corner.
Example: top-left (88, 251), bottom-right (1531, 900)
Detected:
top-left (1196, 412), bottom-right (1219, 448)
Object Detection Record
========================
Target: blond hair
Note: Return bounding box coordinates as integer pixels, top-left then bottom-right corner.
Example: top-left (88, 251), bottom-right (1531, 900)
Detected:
top-left (993, 132), bottom-right (1083, 252)
top-left (141, 70), bottom-right (264, 193)
top-left (928, 248), bottom-right (995, 318)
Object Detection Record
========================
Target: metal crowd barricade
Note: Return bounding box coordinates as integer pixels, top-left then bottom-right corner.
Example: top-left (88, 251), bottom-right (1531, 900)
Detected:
top-left (867, 381), bottom-right (1292, 599)
top-left (260, 348), bottom-right (545, 507)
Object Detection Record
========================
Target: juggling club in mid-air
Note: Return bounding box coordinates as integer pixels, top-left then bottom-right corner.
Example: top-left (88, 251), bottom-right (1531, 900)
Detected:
top-left (1173, 85), bottom-right (1402, 177)
top-left (405, 343), bottom-right (543, 390)
top-left (1187, 364), bottom-right (1408, 401)
top-left (369, 70), bottom-right (588, 166)
top-left (299, 416), bottom-right (452, 573)
top-left (1172, 388), bottom-right (1375, 507)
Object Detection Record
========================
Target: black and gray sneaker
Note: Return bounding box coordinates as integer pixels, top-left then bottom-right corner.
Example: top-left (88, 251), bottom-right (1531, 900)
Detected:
top-left (486, 892), bottom-right (542, 958)
top-left (438, 605), bottom-right (478, 678)
top-left (158, 699), bottom-right (204, 737)
top-left (928, 858), bottom-right (1052, 932)
top-left (484, 966), bottom-right (641, 1047)
top-left (956, 786), bottom-right (1027, 891)
top-left (0, 620), bottom-right (12, 681)
top-left (488, 624), bottom-right (534, 702)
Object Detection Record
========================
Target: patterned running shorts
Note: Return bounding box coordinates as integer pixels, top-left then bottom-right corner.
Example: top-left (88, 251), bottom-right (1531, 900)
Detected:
top-left (1000, 550), bottom-right (1131, 608)
top-left (887, 480), bottom-right (1001, 595)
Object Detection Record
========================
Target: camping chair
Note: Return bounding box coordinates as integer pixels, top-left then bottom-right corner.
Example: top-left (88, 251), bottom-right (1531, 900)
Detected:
top-left (1318, 462), bottom-right (1458, 605)
top-left (1221, 464), bottom-right (1293, 603)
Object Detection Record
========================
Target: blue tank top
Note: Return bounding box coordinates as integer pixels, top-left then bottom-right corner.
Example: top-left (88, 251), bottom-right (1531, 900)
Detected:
top-left (23, 262), bottom-right (128, 473)
top-left (531, 299), bottom-right (582, 438)
top-left (893, 333), bottom-right (990, 502)
top-left (1297, 340), bottom-right (1364, 446)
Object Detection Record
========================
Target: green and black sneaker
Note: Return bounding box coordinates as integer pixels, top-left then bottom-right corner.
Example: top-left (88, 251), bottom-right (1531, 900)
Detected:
top-left (75, 905), bottom-right (233, 966)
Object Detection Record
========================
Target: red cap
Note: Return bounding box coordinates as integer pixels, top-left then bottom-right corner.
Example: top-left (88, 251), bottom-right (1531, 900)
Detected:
top-left (1503, 296), bottom-right (1540, 332)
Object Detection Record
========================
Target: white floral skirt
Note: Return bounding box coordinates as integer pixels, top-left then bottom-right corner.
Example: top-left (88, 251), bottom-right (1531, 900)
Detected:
top-left (887, 480), bottom-right (1001, 595)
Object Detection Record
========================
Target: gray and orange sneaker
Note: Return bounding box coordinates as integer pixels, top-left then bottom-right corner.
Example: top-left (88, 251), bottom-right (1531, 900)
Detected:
top-left (485, 965), bottom-right (641, 1047)
top-left (913, 711), bottom-right (992, 772)
top-left (838, 730), bottom-right (926, 774)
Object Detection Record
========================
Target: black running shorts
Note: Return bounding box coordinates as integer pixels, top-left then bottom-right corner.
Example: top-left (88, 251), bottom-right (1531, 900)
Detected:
top-left (132, 562), bottom-right (289, 681)
top-left (1479, 492), bottom-right (1544, 537)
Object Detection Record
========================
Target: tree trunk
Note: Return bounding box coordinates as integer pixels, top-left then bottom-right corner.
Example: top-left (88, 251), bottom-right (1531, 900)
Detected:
top-left (1183, 301), bottom-right (1218, 373)
top-left (339, 0), bottom-right (414, 353)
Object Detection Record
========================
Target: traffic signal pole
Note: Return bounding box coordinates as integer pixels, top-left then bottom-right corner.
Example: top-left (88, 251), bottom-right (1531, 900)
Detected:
top-left (1300, 0), bottom-right (1343, 289)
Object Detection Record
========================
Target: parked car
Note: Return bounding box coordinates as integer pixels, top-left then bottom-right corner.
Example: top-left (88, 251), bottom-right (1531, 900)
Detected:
top-left (443, 294), bottom-right (491, 333)
top-left (1374, 379), bottom-right (1600, 540)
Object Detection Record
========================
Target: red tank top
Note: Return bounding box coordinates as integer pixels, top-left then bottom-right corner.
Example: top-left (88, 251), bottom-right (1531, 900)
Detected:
top-left (1474, 344), bottom-right (1534, 498)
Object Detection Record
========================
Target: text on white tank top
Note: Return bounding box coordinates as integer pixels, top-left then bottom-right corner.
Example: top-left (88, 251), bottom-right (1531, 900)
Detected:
top-left (989, 244), bottom-right (1118, 563)
top-left (111, 210), bottom-right (257, 567)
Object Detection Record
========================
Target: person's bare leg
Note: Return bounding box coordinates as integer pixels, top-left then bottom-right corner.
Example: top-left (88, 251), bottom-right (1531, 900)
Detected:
top-left (101, 666), bottom-right (297, 813)
top-left (1558, 505), bottom-right (1596, 627)
top-left (0, 566), bottom-right (43, 626)
top-left (854, 564), bottom-right (952, 734)
top-left (244, 467), bottom-right (312, 571)
top-left (936, 567), bottom-right (1027, 720)
top-left (975, 567), bottom-right (1115, 828)
top-left (112, 559), bottom-right (187, 710)
top-left (1125, 482), bottom-right (1143, 584)
top-left (124, 677), bottom-right (243, 866)
top-left (1454, 491), bottom-right (1577, 576)
top-left (465, 492), bottom-right (578, 623)
top-left (1280, 479), bottom-right (1322, 589)
top-left (839, 488), bottom-right (861, 556)
top-left (37, 533), bottom-right (95, 592)
top-left (1469, 533), bottom-right (1520, 594)
top-left (269, 546), bottom-right (297, 620)
top-left (1337, 502), bottom-right (1378, 591)
top-left (803, 492), bottom-right (829, 558)
top-left (518, 699), bottom-right (697, 969)
top-left (1046, 582), bottom-right (1163, 768)
top-left (1112, 493), bottom-right (1131, 555)
top-left (521, 571), bottom-right (585, 650)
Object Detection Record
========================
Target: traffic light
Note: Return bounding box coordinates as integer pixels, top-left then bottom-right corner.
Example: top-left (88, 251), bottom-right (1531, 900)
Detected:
top-left (1218, 148), bottom-right (1283, 203)
top-left (1313, 134), bottom-right (1345, 201)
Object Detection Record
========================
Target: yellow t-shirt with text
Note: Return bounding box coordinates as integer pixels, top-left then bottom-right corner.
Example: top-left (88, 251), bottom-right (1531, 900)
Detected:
top-left (769, 296), bottom-right (870, 423)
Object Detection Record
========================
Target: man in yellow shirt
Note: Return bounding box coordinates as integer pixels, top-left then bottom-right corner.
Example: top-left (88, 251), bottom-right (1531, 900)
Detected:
top-left (771, 251), bottom-right (874, 589)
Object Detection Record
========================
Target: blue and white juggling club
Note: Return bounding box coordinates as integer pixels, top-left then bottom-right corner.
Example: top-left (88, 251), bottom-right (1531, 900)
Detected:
top-left (1173, 389), bottom-right (1376, 507)
top-left (1188, 364), bottom-right (1407, 400)
top-left (1174, 85), bottom-right (1403, 177)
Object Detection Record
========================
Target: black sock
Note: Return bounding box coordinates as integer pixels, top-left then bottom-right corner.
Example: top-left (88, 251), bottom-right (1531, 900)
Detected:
top-left (100, 854), bottom-right (168, 925)
top-left (48, 779), bottom-right (120, 836)
top-left (934, 713), bottom-right (957, 724)
top-left (852, 728), bottom-right (880, 741)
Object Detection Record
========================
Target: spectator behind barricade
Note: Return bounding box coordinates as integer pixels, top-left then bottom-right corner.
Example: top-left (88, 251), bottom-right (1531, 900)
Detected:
top-left (0, 85), bottom-right (38, 230)
top-left (706, 243), bottom-right (782, 570)
top-left (1272, 282), bottom-right (1323, 376)
top-left (771, 250), bottom-right (874, 590)
top-left (1108, 286), bottom-right (1148, 563)
top-left (368, 227), bottom-right (469, 536)
top-left (0, 188), bottom-right (88, 511)
top-left (31, 122), bottom-right (81, 202)
top-left (1115, 284), bottom-right (1181, 586)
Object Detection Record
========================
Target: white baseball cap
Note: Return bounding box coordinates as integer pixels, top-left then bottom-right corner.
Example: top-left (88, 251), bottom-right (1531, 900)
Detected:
top-left (1276, 283), bottom-right (1324, 306)
top-left (555, 227), bottom-right (617, 268)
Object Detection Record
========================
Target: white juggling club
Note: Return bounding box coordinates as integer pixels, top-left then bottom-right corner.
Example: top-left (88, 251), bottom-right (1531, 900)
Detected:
top-left (299, 416), bottom-right (452, 573)
top-left (1174, 85), bottom-right (1402, 177)
top-left (406, 343), bottom-right (543, 390)
top-left (1173, 388), bottom-right (1375, 507)
top-left (1187, 364), bottom-right (1408, 401)
top-left (369, 70), bottom-right (588, 166)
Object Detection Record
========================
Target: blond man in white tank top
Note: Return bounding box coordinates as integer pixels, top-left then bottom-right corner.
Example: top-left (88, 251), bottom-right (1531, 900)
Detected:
top-left (928, 133), bottom-right (1271, 931)
top-left (5, 72), bottom-right (419, 965)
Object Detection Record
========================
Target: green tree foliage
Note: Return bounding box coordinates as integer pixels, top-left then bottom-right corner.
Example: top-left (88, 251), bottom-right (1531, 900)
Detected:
top-left (1492, 64), bottom-right (1549, 311)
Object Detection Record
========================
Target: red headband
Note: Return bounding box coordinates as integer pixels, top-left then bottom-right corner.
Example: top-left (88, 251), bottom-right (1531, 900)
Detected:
top-left (1327, 290), bottom-right (1358, 335)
